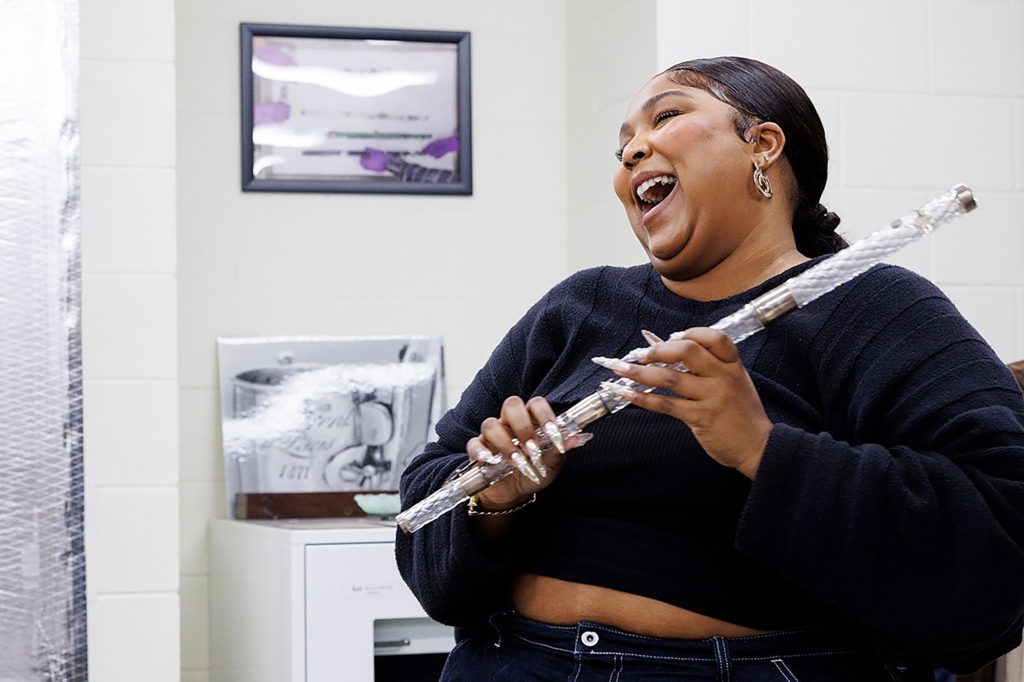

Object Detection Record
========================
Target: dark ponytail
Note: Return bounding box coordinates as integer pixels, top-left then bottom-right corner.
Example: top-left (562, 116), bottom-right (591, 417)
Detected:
top-left (793, 203), bottom-right (847, 257)
top-left (662, 57), bottom-right (848, 256)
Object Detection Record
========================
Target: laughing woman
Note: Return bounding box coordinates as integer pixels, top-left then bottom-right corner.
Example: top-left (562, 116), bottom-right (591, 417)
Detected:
top-left (395, 56), bottom-right (1024, 681)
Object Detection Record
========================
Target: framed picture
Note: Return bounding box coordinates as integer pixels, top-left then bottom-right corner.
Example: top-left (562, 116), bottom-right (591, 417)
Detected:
top-left (216, 335), bottom-right (446, 518)
top-left (240, 23), bottom-right (472, 195)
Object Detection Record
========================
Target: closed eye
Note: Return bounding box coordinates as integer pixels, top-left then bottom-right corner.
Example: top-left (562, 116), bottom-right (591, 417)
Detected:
top-left (654, 109), bottom-right (682, 125)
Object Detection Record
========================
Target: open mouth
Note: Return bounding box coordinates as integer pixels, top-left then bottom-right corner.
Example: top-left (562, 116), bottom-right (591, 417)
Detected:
top-left (636, 175), bottom-right (677, 217)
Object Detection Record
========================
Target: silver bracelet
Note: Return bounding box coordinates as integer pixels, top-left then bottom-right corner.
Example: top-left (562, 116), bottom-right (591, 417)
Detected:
top-left (467, 492), bottom-right (537, 517)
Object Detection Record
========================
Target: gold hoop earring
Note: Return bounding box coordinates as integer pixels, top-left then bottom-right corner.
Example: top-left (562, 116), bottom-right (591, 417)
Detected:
top-left (753, 159), bottom-right (773, 199)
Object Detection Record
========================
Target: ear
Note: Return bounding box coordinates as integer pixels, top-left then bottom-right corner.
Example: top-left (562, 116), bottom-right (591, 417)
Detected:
top-left (749, 122), bottom-right (785, 168)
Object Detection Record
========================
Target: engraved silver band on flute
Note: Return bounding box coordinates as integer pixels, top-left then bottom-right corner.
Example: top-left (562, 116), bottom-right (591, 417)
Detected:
top-left (751, 286), bottom-right (799, 325)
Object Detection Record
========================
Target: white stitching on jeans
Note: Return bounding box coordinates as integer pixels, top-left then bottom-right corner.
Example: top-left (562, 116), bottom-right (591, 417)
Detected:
top-left (608, 655), bottom-right (621, 682)
top-left (771, 658), bottom-right (800, 682)
top-left (712, 637), bottom-right (728, 682)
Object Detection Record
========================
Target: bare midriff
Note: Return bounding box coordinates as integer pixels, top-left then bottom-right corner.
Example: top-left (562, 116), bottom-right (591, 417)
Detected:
top-left (511, 574), bottom-right (778, 639)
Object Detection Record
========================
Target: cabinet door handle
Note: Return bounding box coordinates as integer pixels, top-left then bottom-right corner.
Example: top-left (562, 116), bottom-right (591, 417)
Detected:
top-left (374, 638), bottom-right (411, 649)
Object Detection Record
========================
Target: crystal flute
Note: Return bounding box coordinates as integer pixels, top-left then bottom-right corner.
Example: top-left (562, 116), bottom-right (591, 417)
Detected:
top-left (396, 183), bottom-right (977, 533)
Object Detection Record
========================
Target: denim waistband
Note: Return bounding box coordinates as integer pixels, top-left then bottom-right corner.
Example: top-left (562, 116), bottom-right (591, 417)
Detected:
top-left (488, 611), bottom-right (867, 664)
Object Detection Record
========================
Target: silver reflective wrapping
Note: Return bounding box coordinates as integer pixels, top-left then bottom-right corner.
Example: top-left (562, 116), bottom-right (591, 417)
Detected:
top-left (0, 0), bottom-right (87, 679)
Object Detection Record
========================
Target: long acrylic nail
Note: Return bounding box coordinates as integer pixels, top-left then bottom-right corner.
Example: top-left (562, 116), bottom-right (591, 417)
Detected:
top-left (475, 448), bottom-right (503, 465)
top-left (641, 329), bottom-right (664, 345)
top-left (622, 347), bottom-right (650, 362)
top-left (524, 439), bottom-right (547, 478)
top-left (544, 421), bottom-right (565, 454)
top-left (592, 356), bottom-right (632, 372)
top-left (511, 451), bottom-right (541, 484)
top-left (600, 381), bottom-right (637, 401)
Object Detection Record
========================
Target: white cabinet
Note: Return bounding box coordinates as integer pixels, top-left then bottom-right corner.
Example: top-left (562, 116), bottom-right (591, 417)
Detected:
top-left (210, 518), bottom-right (454, 682)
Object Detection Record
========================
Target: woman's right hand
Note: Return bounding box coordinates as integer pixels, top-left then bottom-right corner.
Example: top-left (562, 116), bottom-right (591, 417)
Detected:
top-left (466, 396), bottom-right (575, 511)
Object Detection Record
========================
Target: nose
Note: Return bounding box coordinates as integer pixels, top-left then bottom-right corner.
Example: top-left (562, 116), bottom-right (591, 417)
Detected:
top-left (620, 135), bottom-right (650, 169)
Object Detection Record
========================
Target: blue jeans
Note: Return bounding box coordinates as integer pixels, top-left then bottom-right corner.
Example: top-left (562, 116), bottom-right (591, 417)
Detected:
top-left (439, 611), bottom-right (934, 681)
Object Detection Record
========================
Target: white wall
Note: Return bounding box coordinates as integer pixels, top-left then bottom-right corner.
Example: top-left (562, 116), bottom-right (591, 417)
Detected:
top-left (174, 1), bottom-right (567, 679)
top-left (80, 0), bottom-right (180, 679)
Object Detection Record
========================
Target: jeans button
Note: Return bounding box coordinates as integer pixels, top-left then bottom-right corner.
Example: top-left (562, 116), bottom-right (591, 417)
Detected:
top-left (581, 631), bottom-right (599, 647)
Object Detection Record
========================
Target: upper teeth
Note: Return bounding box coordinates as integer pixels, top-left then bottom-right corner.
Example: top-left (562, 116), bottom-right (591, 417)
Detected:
top-left (636, 175), bottom-right (677, 202)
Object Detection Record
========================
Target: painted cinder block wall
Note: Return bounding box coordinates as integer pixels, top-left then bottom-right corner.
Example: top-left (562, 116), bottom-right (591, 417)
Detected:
top-left (80, 0), bottom-right (180, 679)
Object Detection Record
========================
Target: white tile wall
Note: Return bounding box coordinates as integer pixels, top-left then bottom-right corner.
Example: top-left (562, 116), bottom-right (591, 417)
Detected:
top-left (498, 0), bottom-right (565, 34)
top-left (86, 487), bottom-right (179, 595)
top-left (80, 0), bottom-right (175, 61)
top-left (174, 20), bottom-right (238, 116)
top-left (566, 0), bottom-right (629, 27)
top-left (842, 94), bottom-right (1015, 191)
top-left (930, 2), bottom-right (1024, 96)
top-left (81, 167), bottom-right (177, 274)
top-left (472, 32), bottom-right (566, 123)
top-left (179, 388), bottom-right (224, 483)
top-left (321, 0), bottom-right (499, 31)
top-left (180, 576), bottom-right (210, 670)
top-left (80, 60), bottom-right (176, 168)
top-left (591, 0), bottom-right (659, 109)
top-left (655, 0), bottom-right (749, 68)
top-left (933, 192), bottom-right (1024, 286)
top-left (566, 0), bottom-right (657, 274)
top-left (1018, 290), bottom-right (1024, 360)
top-left (174, 112), bottom-right (240, 205)
top-left (1016, 102), bottom-right (1023, 191)
top-left (84, 380), bottom-right (179, 486)
top-left (943, 286), bottom-right (1019, 360)
top-left (176, 204), bottom-right (238, 297)
top-left (179, 480), bottom-right (225, 576)
top-left (81, 0), bottom-right (179, 675)
top-left (751, 0), bottom-right (930, 93)
top-left (88, 594), bottom-right (181, 682)
top-left (82, 274), bottom-right (178, 379)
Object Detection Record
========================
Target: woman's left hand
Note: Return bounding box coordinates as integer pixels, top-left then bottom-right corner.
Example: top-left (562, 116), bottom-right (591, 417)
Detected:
top-left (603, 328), bottom-right (773, 479)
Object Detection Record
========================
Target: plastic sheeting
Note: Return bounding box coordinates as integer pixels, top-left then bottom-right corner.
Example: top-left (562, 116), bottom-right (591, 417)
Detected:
top-left (0, 0), bottom-right (88, 679)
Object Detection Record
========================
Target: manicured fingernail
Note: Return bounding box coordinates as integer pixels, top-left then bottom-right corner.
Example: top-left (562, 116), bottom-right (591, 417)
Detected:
top-left (511, 451), bottom-right (541, 484)
top-left (600, 381), bottom-right (637, 401)
top-left (592, 356), bottom-right (632, 372)
top-left (621, 347), bottom-right (649, 362)
top-left (524, 439), bottom-right (547, 478)
top-left (622, 346), bottom-right (647, 360)
top-left (641, 329), bottom-right (664, 346)
top-left (544, 421), bottom-right (565, 454)
top-left (475, 448), bottom-right (503, 465)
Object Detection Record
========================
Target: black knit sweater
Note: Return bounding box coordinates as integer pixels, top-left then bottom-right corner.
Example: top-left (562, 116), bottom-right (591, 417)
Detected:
top-left (395, 260), bottom-right (1024, 673)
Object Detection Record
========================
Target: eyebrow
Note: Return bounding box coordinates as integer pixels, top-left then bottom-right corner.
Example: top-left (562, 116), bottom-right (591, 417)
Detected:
top-left (619, 89), bottom-right (697, 138)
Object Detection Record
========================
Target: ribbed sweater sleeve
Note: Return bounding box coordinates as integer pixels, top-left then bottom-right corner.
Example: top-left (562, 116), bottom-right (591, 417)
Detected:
top-left (394, 269), bottom-right (604, 627)
top-left (735, 266), bottom-right (1024, 672)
